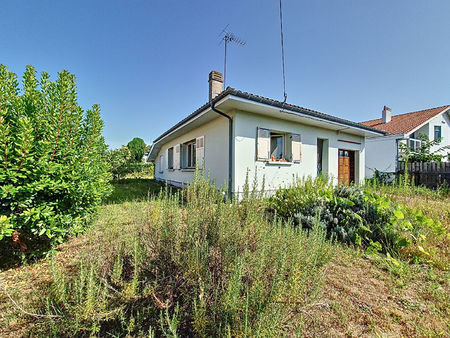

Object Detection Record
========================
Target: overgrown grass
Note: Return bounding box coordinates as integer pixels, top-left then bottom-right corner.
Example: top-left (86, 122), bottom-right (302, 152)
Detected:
top-left (105, 178), bottom-right (168, 204)
top-left (364, 180), bottom-right (450, 270)
top-left (1, 175), bottom-right (449, 336)
top-left (17, 173), bottom-right (336, 336)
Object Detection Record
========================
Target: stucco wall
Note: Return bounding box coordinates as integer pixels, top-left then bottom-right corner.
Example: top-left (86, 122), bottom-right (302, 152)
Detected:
top-left (154, 116), bottom-right (229, 188)
top-left (233, 110), bottom-right (365, 195)
top-left (365, 135), bottom-right (399, 178)
top-left (427, 113), bottom-right (450, 155)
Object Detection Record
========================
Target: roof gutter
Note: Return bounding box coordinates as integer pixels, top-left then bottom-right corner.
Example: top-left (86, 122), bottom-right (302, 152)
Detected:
top-left (211, 101), bottom-right (233, 200)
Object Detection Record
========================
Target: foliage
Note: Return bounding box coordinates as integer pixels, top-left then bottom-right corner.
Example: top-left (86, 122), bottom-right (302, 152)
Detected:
top-left (399, 133), bottom-right (449, 163)
top-left (105, 178), bottom-right (165, 204)
top-left (106, 146), bottom-right (132, 180)
top-left (107, 145), bottom-right (154, 181)
top-left (32, 173), bottom-right (335, 336)
top-left (269, 177), bottom-right (443, 257)
top-left (0, 65), bottom-right (111, 256)
top-left (127, 137), bottom-right (146, 162)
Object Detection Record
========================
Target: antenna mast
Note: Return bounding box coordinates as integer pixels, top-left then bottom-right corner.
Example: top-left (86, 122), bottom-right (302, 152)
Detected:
top-left (220, 25), bottom-right (246, 88)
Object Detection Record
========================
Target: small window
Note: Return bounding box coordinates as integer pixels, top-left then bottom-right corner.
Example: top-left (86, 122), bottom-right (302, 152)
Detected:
top-left (434, 126), bottom-right (442, 140)
top-left (182, 140), bottom-right (196, 168)
top-left (168, 147), bottom-right (174, 169)
top-left (270, 132), bottom-right (285, 161)
top-left (256, 127), bottom-right (301, 162)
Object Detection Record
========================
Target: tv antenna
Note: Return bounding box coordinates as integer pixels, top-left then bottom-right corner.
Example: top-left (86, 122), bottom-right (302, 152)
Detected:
top-left (219, 25), bottom-right (246, 88)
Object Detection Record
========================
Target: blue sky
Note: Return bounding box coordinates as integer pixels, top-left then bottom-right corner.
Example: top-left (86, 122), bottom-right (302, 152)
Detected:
top-left (1, 0), bottom-right (449, 148)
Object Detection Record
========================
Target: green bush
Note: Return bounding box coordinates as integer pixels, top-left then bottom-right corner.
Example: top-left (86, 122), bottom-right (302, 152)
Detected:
top-left (269, 177), bottom-right (442, 255)
top-left (39, 172), bottom-right (335, 336)
top-left (107, 146), bottom-right (153, 180)
top-left (0, 65), bottom-right (111, 257)
top-left (106, 146), bottom-right (132, 180)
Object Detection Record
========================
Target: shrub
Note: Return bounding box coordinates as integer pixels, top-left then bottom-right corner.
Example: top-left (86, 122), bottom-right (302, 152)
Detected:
top-left (38, 172), bottom-right (335, 336)
top-left (127, 137), bottom-right (146, 162)
top-left (106, 146), bottom-right (132, 180)
top-left (0, 65), bottom-right (111, 257)
top-left (269, 177), bottom-right (442, 256)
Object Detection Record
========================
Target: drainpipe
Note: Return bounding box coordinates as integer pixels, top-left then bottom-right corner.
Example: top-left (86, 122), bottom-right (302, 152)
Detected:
top-left (211, 101), bottom-right (233, 199)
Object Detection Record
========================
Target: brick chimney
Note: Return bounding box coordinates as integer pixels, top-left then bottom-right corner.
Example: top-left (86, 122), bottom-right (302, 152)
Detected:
top-left (209, 71), bottom-right (223, 101)
top-left (382, 106), bottom-right (392, 124)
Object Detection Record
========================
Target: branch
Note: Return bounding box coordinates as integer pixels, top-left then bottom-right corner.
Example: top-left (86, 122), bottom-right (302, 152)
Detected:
top-left (50, 104), bottom-right (64, 161)
top-left (0, 279), bottom-right (62, 319)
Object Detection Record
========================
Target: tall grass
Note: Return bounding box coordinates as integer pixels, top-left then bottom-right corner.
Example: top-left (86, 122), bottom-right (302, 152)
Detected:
top-left (39, 172), bottom-right (335, 336)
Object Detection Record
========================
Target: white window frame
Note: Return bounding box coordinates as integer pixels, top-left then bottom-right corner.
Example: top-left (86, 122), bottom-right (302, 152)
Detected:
top-left (182, 139), bottom-right (196, 169)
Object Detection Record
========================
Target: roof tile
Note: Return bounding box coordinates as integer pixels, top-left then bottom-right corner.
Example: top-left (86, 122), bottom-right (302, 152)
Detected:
top-left (360, 105), bottom-right (450, 135)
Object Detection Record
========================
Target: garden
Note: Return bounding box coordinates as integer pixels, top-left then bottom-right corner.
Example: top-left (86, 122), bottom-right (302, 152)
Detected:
top-left (0, 66), bottom-right (448, 336)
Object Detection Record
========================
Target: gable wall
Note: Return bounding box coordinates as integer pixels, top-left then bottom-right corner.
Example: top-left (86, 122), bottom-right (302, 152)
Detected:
top-left (233, 110), bottom-right (365, 195)
top-left (154, 116), bottom-right (229, 188)
top-left (365, 135), bottom-right (400, 178)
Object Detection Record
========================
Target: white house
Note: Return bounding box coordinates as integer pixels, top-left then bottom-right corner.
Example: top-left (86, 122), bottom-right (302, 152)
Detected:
top-left (148, 71), bottom-right (385, 197)
top-left (361, 105), bottom-right (450, 178)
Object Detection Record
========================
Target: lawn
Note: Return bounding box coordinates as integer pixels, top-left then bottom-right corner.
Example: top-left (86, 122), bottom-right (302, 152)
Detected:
top-left (0, 178), bottom-right (449, 337)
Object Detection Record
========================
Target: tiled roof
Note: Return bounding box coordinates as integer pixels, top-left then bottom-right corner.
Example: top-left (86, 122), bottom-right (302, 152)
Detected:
top-left (153, 87), bottom-right (385, 143)
top-left (360, 105), bottom-right (450, 135)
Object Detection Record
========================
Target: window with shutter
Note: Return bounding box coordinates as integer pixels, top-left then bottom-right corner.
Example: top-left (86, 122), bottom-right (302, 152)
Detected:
top-left (291, 133), bottom-right (302, 162)
top-left (196, 136), bottom-right (205, 169)
top-left (257, 128), bottom-right (270, 161)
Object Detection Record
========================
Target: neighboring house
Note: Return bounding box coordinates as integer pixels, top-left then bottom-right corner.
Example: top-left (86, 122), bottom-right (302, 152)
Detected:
top-left (361, 105), bottom-right (450, 178)
top-left (148, 71), bottom-right (384, 197)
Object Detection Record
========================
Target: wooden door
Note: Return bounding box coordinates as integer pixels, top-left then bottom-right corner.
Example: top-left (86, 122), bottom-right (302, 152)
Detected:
top-left (338, 150), bottom-right (355, 184)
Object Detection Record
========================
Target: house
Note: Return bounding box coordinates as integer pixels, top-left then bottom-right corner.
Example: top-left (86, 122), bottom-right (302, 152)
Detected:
top-left (148, 71), bottom-right (385, 197)
top-left (361, 105), bottom-right (450, 178)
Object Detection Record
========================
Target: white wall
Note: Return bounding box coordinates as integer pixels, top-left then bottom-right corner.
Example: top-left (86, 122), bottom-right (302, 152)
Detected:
top-left (365, 135), bottom-right (400, 178)
top-left (154, 116), bottom-right (229, 188)
top-left (426, 113), bottom-right (450, 155)
top-left (233, 110), bottom-right (365, 194)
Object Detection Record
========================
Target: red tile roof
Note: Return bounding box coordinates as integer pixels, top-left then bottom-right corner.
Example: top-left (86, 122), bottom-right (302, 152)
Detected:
top-left (360, 105), bottom-right (450, 135)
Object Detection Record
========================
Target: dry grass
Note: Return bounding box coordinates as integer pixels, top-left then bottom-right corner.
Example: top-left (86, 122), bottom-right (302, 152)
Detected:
top-left (1, 180), bottom-right (449, 337)
top-left (302, 248), bottom-right (449, 337)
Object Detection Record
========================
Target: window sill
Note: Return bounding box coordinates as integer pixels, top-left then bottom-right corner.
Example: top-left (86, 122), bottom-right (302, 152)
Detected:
top-left (168, 169), bottom-right (175, 172)
top-left (266, 161), bottom-right (294, 166)
top-left (181, 168), bottom-right (195, 172)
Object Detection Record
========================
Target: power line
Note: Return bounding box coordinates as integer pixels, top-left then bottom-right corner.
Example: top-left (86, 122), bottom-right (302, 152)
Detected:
top-left (279, 0), bottom-right (287, 103)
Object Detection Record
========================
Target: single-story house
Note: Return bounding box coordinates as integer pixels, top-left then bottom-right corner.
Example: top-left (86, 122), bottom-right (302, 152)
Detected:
top-left (148, 71), bottom-right (385, 197)
top-left (361, 105), bottom-right (450, 178)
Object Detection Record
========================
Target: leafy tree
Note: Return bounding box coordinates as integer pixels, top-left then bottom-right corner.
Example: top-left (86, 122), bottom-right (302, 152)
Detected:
top-left (127, 137), bottom-right (146, 162)
top-left (0, 65), bottom-right (111, 256)
top-left (399, 133), bottom-right (449, 163)
top-left (106, 146), bottom-right (132, 180)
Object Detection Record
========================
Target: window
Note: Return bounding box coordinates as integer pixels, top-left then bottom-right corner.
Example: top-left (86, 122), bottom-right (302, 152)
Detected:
top-left (167, 147), bottom-right (174, 169)
top-left (434, 126), bottom-right (442, 140)
top-left (408, 138), bottom-right (421, 151)
top-left (270, 133), bottom-right (284, 160)
top-left (182, 140), bottom-right (196, 168)
top-left (256, 127), bottom-right (301, 162)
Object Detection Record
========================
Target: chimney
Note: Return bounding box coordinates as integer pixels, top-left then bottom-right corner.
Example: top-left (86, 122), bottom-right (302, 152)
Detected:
top-left (209, 71), bottom-right (223, 101)
top-left (382, 106), bottom-right (392, 124)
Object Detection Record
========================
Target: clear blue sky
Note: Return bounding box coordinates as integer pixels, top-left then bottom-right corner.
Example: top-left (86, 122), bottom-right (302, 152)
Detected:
top-left (1, 0), bottom-right (449, 148)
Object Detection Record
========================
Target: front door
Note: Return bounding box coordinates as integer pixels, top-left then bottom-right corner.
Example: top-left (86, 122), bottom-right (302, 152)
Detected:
top-left (338, 150), bottom-right (355, 184)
